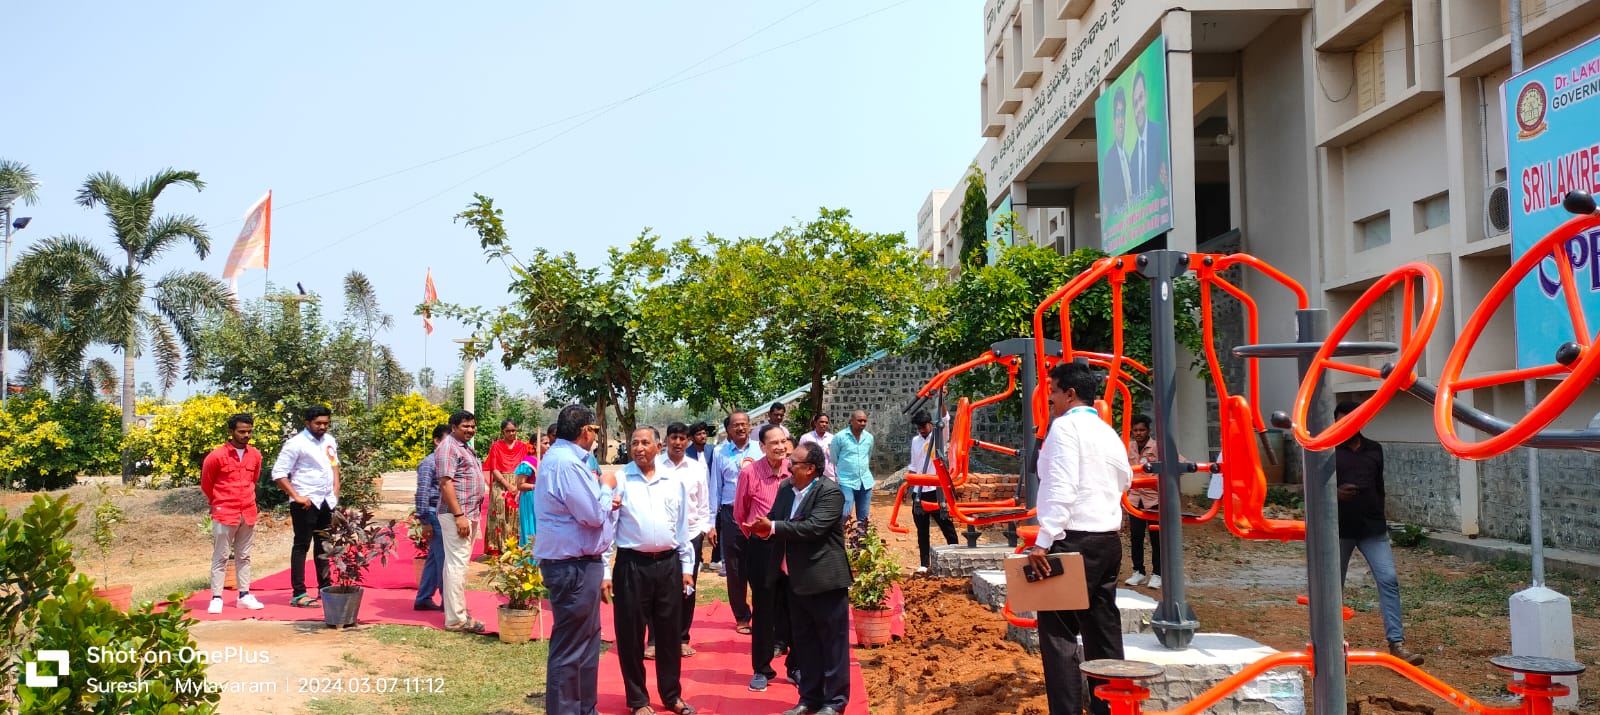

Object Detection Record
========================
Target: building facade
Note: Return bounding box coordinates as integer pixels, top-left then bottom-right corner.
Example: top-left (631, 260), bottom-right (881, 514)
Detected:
top-left (934, 0), bottom-right (1600, 550)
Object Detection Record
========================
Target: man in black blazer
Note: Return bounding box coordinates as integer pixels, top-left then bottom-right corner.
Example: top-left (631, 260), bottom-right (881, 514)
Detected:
top-left (748, 441), bottom-right (852, 715)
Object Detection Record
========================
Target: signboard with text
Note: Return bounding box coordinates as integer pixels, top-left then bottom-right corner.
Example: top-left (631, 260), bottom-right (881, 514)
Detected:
top-left (1501, 34), bottom-right (1600, 368)
top-left (1095, 37), bottom-right (1173, 255)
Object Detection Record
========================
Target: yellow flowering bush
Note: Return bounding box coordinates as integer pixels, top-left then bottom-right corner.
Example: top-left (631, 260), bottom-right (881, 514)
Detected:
top-left (373, 393), bottom-right (448, 470)
top-left (123, 394), bottom-right (283, 488)
top-left (0, 392), bottom-right (121, 490)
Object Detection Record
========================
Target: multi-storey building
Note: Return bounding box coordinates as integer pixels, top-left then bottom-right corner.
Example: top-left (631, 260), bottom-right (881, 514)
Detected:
top-left (926, 0), bottom-right (1600, 552)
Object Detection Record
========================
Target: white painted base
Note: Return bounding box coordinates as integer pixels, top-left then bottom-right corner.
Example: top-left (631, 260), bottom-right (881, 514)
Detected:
top-left (1122, 633), bottom-right (1306, 714)
top-left (1509, 586), bottom-right (1578, 710)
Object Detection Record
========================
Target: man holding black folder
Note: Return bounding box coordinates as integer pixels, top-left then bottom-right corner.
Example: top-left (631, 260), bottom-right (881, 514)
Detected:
top-left (1026, 362), bottom-right (1134, 715)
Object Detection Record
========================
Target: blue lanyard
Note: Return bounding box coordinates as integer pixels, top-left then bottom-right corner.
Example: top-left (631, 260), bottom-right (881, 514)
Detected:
top-left (1067, 406), bottom-right (1099, 416)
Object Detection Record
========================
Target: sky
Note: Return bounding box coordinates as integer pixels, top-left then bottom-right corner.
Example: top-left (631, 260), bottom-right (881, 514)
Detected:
top-left (6, 0), bottom-right (984, 398)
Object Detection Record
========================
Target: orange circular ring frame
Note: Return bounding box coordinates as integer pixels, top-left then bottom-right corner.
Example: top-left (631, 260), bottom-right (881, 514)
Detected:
top-left (1293, 263), bottom-right (1442, 451)
top-left (1437, 212), bottom-right (1600, 459)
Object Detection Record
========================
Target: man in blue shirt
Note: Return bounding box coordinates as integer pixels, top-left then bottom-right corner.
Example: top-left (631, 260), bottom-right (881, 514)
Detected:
top-left (710, 411), bottom-right (761, 631)
top-left (535, 405), bottom-right (622, 715)
top-left (830, 410), bottom-right (876, 531)
top-left (412, 425), bottom-right (449, 611)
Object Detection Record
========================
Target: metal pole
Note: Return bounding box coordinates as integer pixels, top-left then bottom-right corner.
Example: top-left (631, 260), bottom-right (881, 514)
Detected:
top-left (1140, 249), bottom-right (1197, 650)
top-left (1524, 380), bottom-right (1546, 585)
top-left (1509, 0), bottom-right (1525, 74)
top-left (2, 206), bottom-right (10, 410)
top-left (1294, 308), bottom-right (1346, 715)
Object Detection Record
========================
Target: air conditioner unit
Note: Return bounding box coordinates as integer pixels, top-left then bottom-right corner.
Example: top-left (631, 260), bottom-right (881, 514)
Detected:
top-left (1485, 182), bottom-right (1511, 237)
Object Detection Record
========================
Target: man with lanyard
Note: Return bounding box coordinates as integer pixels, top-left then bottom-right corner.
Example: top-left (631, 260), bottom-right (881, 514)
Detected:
top-left (603, 427), bottom-right (698, 715)
top-left (1026, 362), bottom-right (1133, 715)
top-left (535, 405), bottom-right (622, 715)
top-left (906, 411), bottom-right (957, 574)
top-left (734, 423), bottom-right (795, 692)
top-left (647, 422), bottom-right (715, 660)
top-left (436, 411), bottom-right (486, 633)
top-left (413, 424), bottom-right (450, 611)
top-left (271, 405), bottom-right (340, 609)
top-left (709, 411), bottom-right (761, 633)
top-left (200, 413), bottom-right (266, 614)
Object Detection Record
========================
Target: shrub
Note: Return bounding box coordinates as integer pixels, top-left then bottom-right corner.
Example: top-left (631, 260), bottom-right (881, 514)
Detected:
top-left (122, 394), bottom-right (283, 488)
top-left (3, 494), bottom-right (218, 712)
top-left (373, 393), bottom-right (448, 470)
top-left (486, 537), bottom-right (546, 610)
top-left (319, 507), bottom-right (398, 590)
top-left (1391, 523), bottom-right (1428, 548)
top-left (0, 392), bottom-right (122, 490)
top-left (90, 485), bottom-right (128, 584)
top-left (845, 519), bottom-right (902, 611)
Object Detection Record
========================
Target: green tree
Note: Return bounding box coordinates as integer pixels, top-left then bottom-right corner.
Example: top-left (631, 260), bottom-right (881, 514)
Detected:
top-left (343, 270), bottom-right (406, 407)
top-left (2, 235), bottom-right (119, 394)
top-left (196, 293), bottom-right (363, 418)
top-left (917, 242), bottom-right (1205, 411)
top-left (0, 158), bottom-right (42, 207)
top-left (61, 170), bottom-right (233, 483)
top-left (958, 165), bottom-right (989, 268)
top-left (431, 194), bottom-right (653, 441)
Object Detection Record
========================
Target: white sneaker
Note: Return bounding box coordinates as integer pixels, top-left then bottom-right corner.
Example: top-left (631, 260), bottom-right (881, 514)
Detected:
top-left (1124, 572), bottom-right (1146, 586)
top-left (708, 561), bottom-right (722, 573)
top-left (207, 596), bottom-right (224, 614)
top-left (915, 566), bottom-right (929, 575)
top-left (1147, 575), bottom-right (1163, 590)
top-left (238, 594), bottom-right (265, 610)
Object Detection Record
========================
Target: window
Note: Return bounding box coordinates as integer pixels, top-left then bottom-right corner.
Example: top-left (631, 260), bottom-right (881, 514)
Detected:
top-left (1358, 212), bottom-right (1391, 251)
top-left (1414, 193), bottom-right (1450, 232)
top-left (1355, 34), bottom-right (1386, 113)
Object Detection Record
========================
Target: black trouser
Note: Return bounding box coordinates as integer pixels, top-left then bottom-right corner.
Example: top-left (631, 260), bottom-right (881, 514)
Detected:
top-left (744, 537), bottom-right (791, 679)
top-left (647, 533), bottom-right (702, 648)
top-left (1038, 531), bottom-right (1123, 715)
top-left (544, 556), bottom-right (604, 715)
top-left (289, 501), bottom-right (333, 596)
top-left (1129, 514), bottom-right (1161, 576)
top-left (718, 504), bottom-right (751, 624)
top-left (788, 586), bottom-right (851, 712)
top-left (613, 549), bottom-right (684, 709)
top-left (912, 490), bottom-right (958, 568)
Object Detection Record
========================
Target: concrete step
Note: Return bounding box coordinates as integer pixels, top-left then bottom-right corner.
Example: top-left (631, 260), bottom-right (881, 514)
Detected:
top-left (929, 544), bottom-right (1016, 578)
top-left (970, 566), bottom-right (1159, 652)
top-left (1122, 633), bottom-right (1305, 714)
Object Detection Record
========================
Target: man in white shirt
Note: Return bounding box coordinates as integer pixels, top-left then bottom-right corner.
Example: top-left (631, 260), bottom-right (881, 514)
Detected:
top-left (1026, 362), bottom-right (1133, 715)
top-left (271, 405), bottom-right (341, 608)
top-left (603, 426), bottom-right (697, 715)
top-left (907, 411), bottom-right (956, 573)
top-left (796, 413), bottom-right (836, 480)
top-left (647, 421), bottom-right (715, 659)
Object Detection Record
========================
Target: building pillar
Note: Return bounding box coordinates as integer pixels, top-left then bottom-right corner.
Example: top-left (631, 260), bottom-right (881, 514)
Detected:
top-left (1162, 10), bottom-right (1210, 473)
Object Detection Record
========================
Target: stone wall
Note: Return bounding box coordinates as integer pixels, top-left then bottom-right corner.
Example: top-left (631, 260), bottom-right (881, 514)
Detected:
top-left (815, 355), bottom-right (941, 476)
top-left (1478, 448), bottom-right (1600, 553)
top-left (1380, 442), bottom-right (1461, 532)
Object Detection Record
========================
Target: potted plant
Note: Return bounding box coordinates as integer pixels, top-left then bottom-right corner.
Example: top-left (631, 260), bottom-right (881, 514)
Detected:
top-left (486, 536), bottom-right (547, 643)
top-left (90, 484), bottom-right (133, 611)
top-left (845, 520), bottom-right (902, 647)
top-left (198, 515), bottom-right (238, 589)
top-left (317, 507), bottom-right (398, 627)
top-left (405, 510), bottom-right (431, 586)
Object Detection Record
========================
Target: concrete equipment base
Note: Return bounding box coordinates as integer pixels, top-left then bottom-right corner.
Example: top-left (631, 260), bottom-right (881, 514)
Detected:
top-left (1509, 586), bottom-right (1578, 710)
top-left (971, 569), bottom-right (1157, 652)
top-left (929, 544), bottom-right (1014, 578)
top-left (1122, 633), bottom-right (1305, 715)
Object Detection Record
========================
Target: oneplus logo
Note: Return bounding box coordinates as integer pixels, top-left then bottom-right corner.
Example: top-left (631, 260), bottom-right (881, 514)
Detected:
top-left (25, 650), bottom-right (69, 688)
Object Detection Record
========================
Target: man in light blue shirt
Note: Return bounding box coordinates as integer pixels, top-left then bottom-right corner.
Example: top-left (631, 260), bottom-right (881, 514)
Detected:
top-left (830, 410), bottom-right (876, 531)
top-left (603, 426), bottom-right (696, 715)
top-left (534, 405), bottom-right (621, 715)
top-left (710, 411), bottom-right (761, 630)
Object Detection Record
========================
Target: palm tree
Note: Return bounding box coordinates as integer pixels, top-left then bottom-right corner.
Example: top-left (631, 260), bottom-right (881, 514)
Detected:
top-left (0, 159), bottom-right (41, 208)
top-left (343, 270), bottom-right (395, 408)
top-left (2, 235), bottom-right (115, 393)
top-left (70, 170), bottom-right (233, 479)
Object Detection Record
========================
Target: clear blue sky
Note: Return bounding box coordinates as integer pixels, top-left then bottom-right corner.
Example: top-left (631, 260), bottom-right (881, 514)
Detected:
top-left (8, 0), bottom-right (982, 397)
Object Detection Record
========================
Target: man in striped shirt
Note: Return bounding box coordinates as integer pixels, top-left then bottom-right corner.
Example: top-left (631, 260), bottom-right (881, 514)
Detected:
top-left (435, 410), bottom-right (486, 633)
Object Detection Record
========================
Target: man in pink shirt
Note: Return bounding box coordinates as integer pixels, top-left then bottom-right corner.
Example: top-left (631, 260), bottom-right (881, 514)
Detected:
top-left (200, 413), bottom-right (266, 614)
top-left (734, 423), bottom-right (793, 692)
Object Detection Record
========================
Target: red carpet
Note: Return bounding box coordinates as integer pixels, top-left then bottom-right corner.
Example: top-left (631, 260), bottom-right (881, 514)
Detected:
top-left (181, 537), bottom-right (875, 713)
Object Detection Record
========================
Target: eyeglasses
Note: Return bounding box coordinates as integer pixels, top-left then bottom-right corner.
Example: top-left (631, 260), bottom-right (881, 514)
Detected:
top-left (585, 424), bottom-right (600, 432)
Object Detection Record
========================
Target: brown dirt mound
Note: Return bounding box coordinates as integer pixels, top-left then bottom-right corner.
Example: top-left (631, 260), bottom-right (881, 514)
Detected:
top-left (859, 578), bottom-right (1051, 714)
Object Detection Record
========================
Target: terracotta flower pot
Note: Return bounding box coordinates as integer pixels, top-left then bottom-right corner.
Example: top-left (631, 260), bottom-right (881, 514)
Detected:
top-left (498, 604), bottom-right (542, 643)
top-left (852, 606), bottom-right (894, 647)
top-left (94, 583), bottom-right (135, 612)
top-left (224, 560), bottom-right (238, 590)
top-left (413, 557), bottom-right (426, 587)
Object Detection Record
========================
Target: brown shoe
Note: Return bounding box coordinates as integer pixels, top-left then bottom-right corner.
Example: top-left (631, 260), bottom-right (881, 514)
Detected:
top-left (643, 644), bottom-right (656, 660)
top-left (1389, 640), bottom-right (1424, 666)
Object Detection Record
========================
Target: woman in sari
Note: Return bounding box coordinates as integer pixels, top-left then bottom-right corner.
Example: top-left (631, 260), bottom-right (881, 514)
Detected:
top-left (484, 420), bottom-right (529, 556)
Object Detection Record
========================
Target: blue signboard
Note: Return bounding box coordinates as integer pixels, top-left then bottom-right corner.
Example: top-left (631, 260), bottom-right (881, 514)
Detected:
top-left (1501, 35), bottom-right (1600, 368)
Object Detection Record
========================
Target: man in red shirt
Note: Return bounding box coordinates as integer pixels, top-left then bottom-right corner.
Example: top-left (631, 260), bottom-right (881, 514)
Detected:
top-left (735, 423), bottom-right (794, 692)
top-left (201, 413), bottom-right (266, 614)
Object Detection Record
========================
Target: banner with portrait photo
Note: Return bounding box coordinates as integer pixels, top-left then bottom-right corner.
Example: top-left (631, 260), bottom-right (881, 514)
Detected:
top-left (1096, 38), bottom-right (1173, 256)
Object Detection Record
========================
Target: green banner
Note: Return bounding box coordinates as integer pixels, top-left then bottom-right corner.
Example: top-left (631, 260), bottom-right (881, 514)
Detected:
top-left (1095, 38), bottom-right (1173, 255)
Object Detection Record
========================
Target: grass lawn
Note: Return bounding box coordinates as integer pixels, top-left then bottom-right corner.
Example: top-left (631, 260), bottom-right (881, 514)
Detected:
top-left (306, 624), bottom-right (549, 715)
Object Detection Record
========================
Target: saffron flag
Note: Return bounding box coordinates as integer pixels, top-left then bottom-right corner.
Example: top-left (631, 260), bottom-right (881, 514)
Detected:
top-left (422, 268), bottom-right (437, 335)
top-left (223, 191), bottom-right (272, 293)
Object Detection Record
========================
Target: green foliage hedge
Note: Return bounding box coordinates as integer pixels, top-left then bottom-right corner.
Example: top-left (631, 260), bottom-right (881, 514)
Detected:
top-left (0, 392), bottom-right (122, 491)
